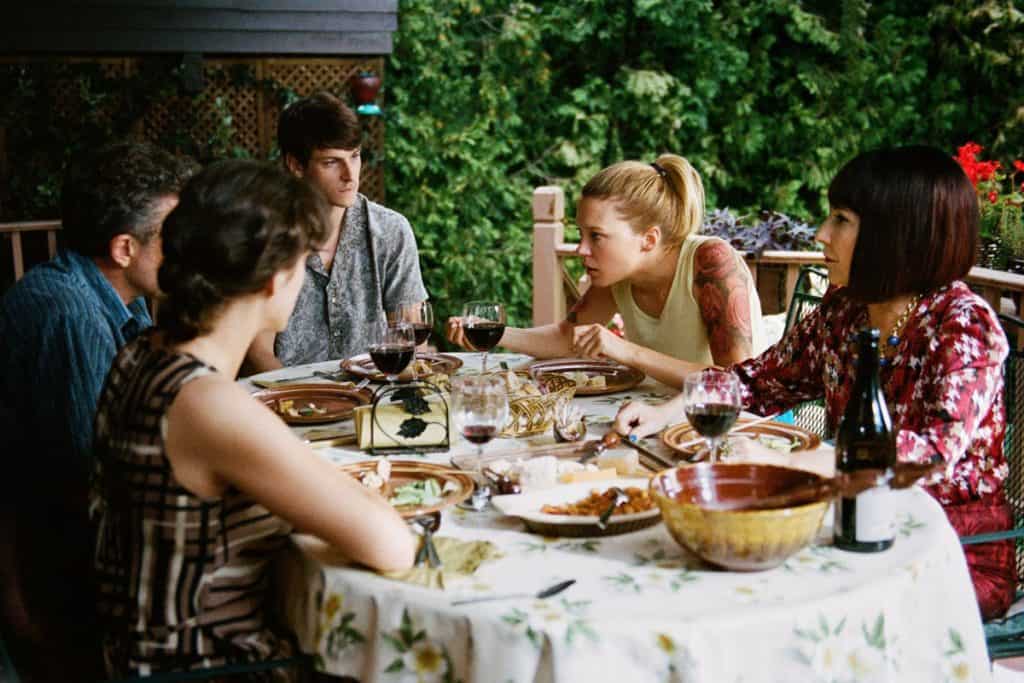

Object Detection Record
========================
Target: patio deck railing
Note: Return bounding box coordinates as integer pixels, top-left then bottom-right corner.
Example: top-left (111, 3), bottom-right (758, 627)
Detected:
top-left (0, 220), bottom-right (60, 282)
top-left (531, 186), bottom-right (1024, 349)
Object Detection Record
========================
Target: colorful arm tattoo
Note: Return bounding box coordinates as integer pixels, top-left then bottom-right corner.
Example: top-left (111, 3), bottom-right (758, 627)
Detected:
top-left (693, 240), bottom-right (754, 364)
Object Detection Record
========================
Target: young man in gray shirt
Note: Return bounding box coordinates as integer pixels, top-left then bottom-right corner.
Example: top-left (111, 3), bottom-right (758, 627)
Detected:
top-left (247, 92), bottom-right (428, 370)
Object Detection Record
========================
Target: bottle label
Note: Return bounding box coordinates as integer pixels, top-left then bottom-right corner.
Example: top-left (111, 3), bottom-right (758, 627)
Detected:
top-left (834, 487), bottom-right (894, 542)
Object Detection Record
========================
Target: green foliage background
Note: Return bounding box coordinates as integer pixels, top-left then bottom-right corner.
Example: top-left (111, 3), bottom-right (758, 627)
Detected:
top-left (3, 0), bottom-right (1024, 328)
top-left (385, 0), bottom-right (1024, 327)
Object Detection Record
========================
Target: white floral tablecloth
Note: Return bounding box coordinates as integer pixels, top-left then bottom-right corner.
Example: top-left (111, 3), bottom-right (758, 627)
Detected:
top-left (248, 353), bottom-right (990, 683)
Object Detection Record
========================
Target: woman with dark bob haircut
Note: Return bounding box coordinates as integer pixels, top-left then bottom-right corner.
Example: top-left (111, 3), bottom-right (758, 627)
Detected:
top-left (616, 145), bottom-right (1013, 619)
top-left (90, 160), bottom-right (416, 678)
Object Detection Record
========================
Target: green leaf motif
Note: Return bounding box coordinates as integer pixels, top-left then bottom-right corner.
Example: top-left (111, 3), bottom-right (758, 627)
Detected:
top-left (864, 614), bottom-right (886, 650)
top-left (602, 572), bottom-right (642, 593)
top-left (384, 658), bottom-right (404, 673)
top-left (398, 417), bottom-right (428, 438)
top-left (947, 628), bottom-right (965, 656)
top-left (391, 387), bottom-right (430, 415)
top-left (382, 633), bottom-right (407, 654)
top-left (565, 619), bottom-right (599, 647)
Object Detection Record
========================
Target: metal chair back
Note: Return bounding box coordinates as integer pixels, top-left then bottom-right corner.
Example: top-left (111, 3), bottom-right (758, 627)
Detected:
top-left (783, 266), bottom-right (832, 440)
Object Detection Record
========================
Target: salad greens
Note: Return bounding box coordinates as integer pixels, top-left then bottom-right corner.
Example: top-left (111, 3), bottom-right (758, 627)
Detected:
top-left (389, 478), bottom-right (443, 507)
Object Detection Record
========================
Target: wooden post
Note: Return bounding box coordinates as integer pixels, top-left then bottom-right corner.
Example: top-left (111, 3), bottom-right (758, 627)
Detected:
top-left (10, 231), bottom-right (23, 281)
top-left (532, 186), bottom-right (566, 327)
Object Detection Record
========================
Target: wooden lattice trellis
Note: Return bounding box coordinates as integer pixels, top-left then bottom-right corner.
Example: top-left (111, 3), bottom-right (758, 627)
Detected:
top-left (4, 55), bottom-right (387, 202)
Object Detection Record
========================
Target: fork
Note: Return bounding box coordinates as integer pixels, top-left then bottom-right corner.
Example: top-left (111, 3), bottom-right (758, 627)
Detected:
top-left (412, 513), bottom-right (442, 568)
top-left (596, 487), bottom-right (629, 530)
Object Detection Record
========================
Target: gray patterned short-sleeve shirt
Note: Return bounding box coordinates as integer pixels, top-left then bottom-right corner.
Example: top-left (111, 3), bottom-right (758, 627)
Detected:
top-left (274, 194), bottom-right (428, 365)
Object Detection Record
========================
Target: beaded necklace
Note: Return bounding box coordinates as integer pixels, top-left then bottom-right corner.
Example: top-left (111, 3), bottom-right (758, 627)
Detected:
top-left (879, 293), bottom-right (923, 367)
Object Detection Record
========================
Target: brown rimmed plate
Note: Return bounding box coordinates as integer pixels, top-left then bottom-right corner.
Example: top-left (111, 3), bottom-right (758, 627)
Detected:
top-left (662, 418), bottom-right (821, 458)
top-left (340, 352), bottom-right (463, 382)
top-left (337, 460), bottom-right (474, 518)
top-left (254, 383), bottom-right (370, 425)
top-left (527, 358), bottom-right (645, 396)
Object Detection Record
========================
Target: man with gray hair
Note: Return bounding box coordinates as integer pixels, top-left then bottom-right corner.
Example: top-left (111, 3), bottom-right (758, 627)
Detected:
top-left (0, 140), bottom-right (197, 680)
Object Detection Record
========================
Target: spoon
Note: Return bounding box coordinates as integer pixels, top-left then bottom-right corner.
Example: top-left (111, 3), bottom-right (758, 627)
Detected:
top-left (690, 460), bottom-right (941, 512)
top-left (450, 579), bottom-right (576, 606)
top-left (577, 431), bottom-right (623, 464)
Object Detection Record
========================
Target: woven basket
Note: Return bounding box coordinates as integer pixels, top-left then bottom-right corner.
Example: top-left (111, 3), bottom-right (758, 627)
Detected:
top-left (501, 373), bottom-right (577, 438)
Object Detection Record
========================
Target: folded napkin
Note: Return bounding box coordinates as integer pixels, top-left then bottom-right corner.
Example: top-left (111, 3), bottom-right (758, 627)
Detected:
top-left (382, 536), bottom-right (501, 590)
top-left (353, 397), bottom-right (450, 449)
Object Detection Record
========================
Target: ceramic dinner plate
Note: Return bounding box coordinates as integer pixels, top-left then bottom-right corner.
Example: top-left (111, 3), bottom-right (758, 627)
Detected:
top-left (527, 358), bottom-right (645, 396)
top-left (254, 384), bottom-right (370, 425)
top-left (661, 418), bottom-right (821, 458)
top-left (491, 478), bottom-right (662, 537)
top-left (340, 351), bottom-right (463, 382)
top-left (337, 460), bottom-right (474, 518)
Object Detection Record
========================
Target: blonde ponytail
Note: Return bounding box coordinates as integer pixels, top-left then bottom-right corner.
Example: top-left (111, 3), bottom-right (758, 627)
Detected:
top-left (581, 153), bottom-right (705, 249)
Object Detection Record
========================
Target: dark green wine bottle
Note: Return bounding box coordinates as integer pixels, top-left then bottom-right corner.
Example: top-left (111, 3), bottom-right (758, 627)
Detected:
top-left (834, 328), bottom-right (897, 552)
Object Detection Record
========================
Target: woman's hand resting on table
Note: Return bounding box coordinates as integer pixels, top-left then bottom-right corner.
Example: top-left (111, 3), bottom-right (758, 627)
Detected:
top-left (572, 323), bottom-right (630, 363)
top-left (613, 394), bottom-right (685, 440)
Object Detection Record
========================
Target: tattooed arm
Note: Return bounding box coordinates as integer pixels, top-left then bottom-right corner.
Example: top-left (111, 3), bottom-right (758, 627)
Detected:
top-left (693, 239), bottom-right (755, 366)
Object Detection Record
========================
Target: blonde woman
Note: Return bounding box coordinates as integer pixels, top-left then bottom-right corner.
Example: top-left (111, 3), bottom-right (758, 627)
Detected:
top-left (447, 154), bottom-right (765, 388)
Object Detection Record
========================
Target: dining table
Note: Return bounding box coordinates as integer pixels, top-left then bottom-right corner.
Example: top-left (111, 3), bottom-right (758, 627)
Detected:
top-left (245, 352), bottom-right (991, 683)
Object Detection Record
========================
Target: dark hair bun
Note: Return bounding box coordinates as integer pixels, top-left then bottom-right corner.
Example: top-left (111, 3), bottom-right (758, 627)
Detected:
top-left (157, 159), bottom-right (329, 342)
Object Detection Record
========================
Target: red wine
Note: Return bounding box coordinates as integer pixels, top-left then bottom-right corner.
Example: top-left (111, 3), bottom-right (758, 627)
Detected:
top-left (412, 323), bottom-right (432, 346)
top-left (369, 343), bottom-right (414, 376)
top-left (463, 425), bottom-right (498, 445)
top-left (685, 402), bottom-right (739, 438)
top-left (465, 322), bottom-right (505, 352)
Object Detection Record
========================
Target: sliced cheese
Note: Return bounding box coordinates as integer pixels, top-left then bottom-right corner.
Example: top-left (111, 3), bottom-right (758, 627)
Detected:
top-left (596, 449), bottom-right (640, 475)
top-left (559, 467), bottom-right (618, 484)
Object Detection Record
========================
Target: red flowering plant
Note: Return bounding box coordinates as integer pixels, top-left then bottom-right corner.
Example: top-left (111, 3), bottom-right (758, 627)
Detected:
top-left (954, 142), bottom-right (1024, 269)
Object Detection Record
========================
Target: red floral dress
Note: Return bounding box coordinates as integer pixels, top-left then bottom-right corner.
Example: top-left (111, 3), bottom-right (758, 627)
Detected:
top-left (732, 281), bottom-right (1014, 618)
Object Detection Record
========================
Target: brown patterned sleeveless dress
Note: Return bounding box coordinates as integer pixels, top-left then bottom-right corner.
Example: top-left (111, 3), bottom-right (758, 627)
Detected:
top-left (91, 332), bottom-right (296, 678)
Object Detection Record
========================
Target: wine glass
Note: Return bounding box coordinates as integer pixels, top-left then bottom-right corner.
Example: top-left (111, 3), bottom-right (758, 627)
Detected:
top-left (682, 369), bottom-right (741, 463)
top-left (389, 302), bottom-right (434, 378)
top-left (462, 301), bottom-right (506, 374)
top-left (389, 301), bottom-right (434, 347)
top-left (451, 374), bottom-right (509, 510)
top-left (368, 321), bottom-right (416, 384)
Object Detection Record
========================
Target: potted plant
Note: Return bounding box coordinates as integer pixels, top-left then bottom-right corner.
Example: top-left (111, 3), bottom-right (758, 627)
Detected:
top-left (350, 70), bottom-right (382, 115)
top-left (954, 142), bottom-right (1024, 272)
top-left (703, 208), bottom-right (819, 256)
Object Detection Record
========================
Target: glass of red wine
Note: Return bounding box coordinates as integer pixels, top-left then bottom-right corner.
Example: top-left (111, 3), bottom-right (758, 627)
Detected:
top-left (451, 374), bottom-right (509, 510)
top-left (462, 301), bottom-right (506, 374)
top-left (368, 322), bottom-right (416, 384)
top-left (389, 302), bottom-right (434, 377)
top-left (682, 369), bottom-right (741, 463)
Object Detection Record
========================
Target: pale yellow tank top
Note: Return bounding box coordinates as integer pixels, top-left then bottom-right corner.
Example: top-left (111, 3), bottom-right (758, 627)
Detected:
top-left (610, 235), bottom-right (766, 364)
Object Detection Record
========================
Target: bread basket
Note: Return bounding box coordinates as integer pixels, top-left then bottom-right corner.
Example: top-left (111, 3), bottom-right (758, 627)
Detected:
top-left (501, 372), bottom-right (577, 437)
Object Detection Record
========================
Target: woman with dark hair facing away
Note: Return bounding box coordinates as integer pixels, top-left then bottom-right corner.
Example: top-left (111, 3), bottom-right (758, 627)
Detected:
top-left (615, 145), bottom-right (1013, 619)
top-left (91, 160), bottom-right (416, 678)
top-left (447, 153), bottom-right (766, 389)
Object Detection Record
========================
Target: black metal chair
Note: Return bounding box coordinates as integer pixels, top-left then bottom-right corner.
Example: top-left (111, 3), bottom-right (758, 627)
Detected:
top-left (780, 266), bottom-right (832, 440)
top-left (0, 632), bottom-right (310, 683)
top-left (966, 313), bottom-right (1024, 659)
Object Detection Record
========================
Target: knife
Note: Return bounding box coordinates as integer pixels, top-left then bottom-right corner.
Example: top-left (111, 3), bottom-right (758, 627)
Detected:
top-left (450, 579), bottom-right (576, 606)
top-left (621, 436), bottom-right (677, 471)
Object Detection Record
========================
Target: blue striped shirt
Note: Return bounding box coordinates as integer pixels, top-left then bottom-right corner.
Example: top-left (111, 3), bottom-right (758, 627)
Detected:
top-left (0, 249), bottom-right (151, 474)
